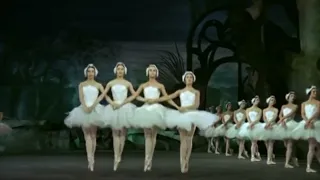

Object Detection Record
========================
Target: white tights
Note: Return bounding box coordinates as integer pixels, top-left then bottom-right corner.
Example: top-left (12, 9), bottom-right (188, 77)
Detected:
top-left (82, 126), bottom-right (97, 171)
top-left (179, 126), bottom-right (196, 173)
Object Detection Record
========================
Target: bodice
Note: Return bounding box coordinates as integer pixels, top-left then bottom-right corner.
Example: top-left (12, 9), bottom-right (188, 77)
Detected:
top-left (143, 86), bottom-right (160, 99)
top-left (111, 84), bottom-right (128, 103)
top-left (82, 85), bottom-right (99, 107)
top-left (180, 91), bottom-right (195, 107)
top-left (223, 113), bottom-right (232, 123)
top-left (235, 112), bottom-right (245, 122)
top-left (264, 110), bottom-right (275, 122)
top-left (305, 104), bottom-right (317, 119)
top-left (248, 111), bottom-right (258, 121)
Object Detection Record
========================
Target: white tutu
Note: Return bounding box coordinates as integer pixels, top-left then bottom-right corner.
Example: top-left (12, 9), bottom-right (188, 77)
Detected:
top-left (238, 122), bottom-right (264, 140)
top-left (273, 120), bottom-right (298, 139)
top-left (131, 103), bottom-right (167, 129)
top-left (165, 110), bottom-right (219, 131)
top-left (199, 126), bottom-right (216, 137)
top-left (258, 123), bottom-right (282, 140)
top-left (64, 104), bottom-right (105, 128)
top-left (225, 123), bottom-right (242, 139)
top-left (213, 123), bottom-right (233, 137)
top-left (103, 103), bottom-right (136, 129)
top-left (292, 120), bottom-right (320, 142)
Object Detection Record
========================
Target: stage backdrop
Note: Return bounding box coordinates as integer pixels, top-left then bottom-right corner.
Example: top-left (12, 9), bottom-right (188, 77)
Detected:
top-left (0, 0), bottom-right (301, 154)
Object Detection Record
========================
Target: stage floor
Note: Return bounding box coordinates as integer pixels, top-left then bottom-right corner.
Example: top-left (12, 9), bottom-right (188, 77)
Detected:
top-left (0, 152), bottom-right (319, 180)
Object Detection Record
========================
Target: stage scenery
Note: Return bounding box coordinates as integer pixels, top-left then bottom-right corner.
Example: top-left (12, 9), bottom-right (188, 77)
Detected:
top-left (1, 0), bottom-right (320, 179)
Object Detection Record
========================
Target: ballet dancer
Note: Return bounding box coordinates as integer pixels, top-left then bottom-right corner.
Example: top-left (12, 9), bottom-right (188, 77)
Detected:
top-left (211, 105), bottom-right (223, 154)
top-left (0, 112), bottom-right (12, 136)
top-left (277, 91), bottom-right (299, 168)
top-left (222, 102), bottom-right (234, 156)
top-left (226, 100), bottom-right (249, 159)
top-left (261, 96), bottom-right (278, 165)
top-left (102, 62), bottom-right (137, 171)
top-left (292, 85), bottom-right (320, 173)
top-left (129, 64), bottom-right (179, 172)
top-left (153, 71), bottom-right (219, 173)
top-left (64, 64), bottom-right (106, 171)
top-left (199, 106), bottom-right (215, 153)
top-left (238, 95), bottom-right (263, 162)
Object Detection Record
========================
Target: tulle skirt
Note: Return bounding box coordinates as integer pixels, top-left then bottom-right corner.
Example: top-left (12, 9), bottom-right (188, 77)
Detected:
top-left (213, 123), bottom-right (233, 137)
top-left (199, 126), bottom-right (216, 138)
top-left (238, 122), bottom-right (264, 140)
top-left (292, 120), bottom-right (320, 142)
top-left (64, 104), bottom-right (105, 128)
top-left (165, 109), bottom-right (219, 131)
top-left (131, 103), bottom-right (167, 129)
top-left (226, 123), bottom-right (243, 139)
top-left (103, 103), bottom-right (136, 129)
top-left (258, 123), bottom-right (282, 140)
top-left (273, 120), bottom-right (298, 139)
top-left (0, 122), bottom-right (12, 136)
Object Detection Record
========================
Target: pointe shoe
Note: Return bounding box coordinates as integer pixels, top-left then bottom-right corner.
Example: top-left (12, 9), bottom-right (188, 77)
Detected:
top-left (88, 162), bottom-right (94, 172)
top-left (306, 168), bottom-right (317, 173)
top-left (238, 156), bottom-right (246, 159)
top-left (225, 153), bottom-right (232, 156)
top-left (244, 151), bottom-right (249, 158)
top-left (251, 157), bottom-right (260, 162)
top-left (292, 158), bottom-right (299, 167)
top-left (207, 149), bottom-right (213, 153)
top-left (215, 151), bottom-right (220, 155)
top-left (113, 160), bottom-right (120, 171)
top-left (267, 160), bottom-right (276, 165)
top-left (256, 152), bottom-right (261, 160)
top-left (284, 164), bottom-right (294, 168)
top-left (144, 160), bottom-right (151, 172)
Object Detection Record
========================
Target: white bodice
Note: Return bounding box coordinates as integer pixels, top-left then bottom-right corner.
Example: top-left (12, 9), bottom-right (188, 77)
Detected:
top-left (264, 110), bottom-right (275, 122)
top-left (143, 86), bottom-right (160, 99)
top-left (111, 84), bottom-right (128, 103)
top-left (223, 113), bottom-right (232, 123)
top-left (82, 85), bottom-right (99, 107)
top-left (180, 91), bottom-right (195, 107)
top-left (236, 112), bottom-right (245, 121)
top-left (283, 107), bottom-right (292, 116)
top-left (248, 111), bottom-right (258, 121)
top-left (305, 104), bottom-right (317, 119)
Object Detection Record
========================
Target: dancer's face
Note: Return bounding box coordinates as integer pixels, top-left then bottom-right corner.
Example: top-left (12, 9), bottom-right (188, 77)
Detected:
top-left (240, 103), bottom-right (246, 109)
top-left (185, 74), bottom-right (194, 85)
top-left (227, 104), bottom-right (232, 110)
top-left (268, 97), bottom-right (276, 106)
top-left (253, 97), bottom-right (260, 105)
top-left (148, 66), bottom-right (157, 78)
top-left (216, 107), bottom-right (222, 113)
top-left (310, 89), bottom-right (317, 98)
top-left (87, 67), bottom-right (95, 79)
top-left (288, 93), bottom-right (295, 103)
top-left (116, 64), bottom-right (125, 77)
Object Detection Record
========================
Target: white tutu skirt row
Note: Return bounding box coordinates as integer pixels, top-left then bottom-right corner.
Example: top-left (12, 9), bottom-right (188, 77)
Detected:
top-left (131, 103), bottom-right (167, 129)
top-left (0, 122), bottom-right (12, 136)
top-left (165, 110), bottom-right (219, 131)
top-left (273, 120), bottom-right (298, 139)
top-left (292, 120), bottom-right (320, 142)
top-left (103, 103), bottom-right (136, 129)
top-left (225, 123), bottom-right (242, 139)
top-left (238, 123), bottom-right (265, 140)
top-left (64, 104), bottom-right (106, 128)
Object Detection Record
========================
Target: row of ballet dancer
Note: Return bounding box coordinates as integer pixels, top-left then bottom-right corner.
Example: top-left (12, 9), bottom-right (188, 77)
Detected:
top-left (64, 62), bottom-right (320, 174)
top-left (201, 92), bottom-right (320, 174)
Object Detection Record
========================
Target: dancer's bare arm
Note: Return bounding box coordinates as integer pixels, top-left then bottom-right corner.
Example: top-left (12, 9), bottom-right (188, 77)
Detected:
top-left (159, 85), bottom-right (179, 109)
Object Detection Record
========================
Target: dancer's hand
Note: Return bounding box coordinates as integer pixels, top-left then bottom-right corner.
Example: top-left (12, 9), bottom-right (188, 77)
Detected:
top-left (146, 99), bottom-right (157, 104)
top-left (236, 123), bottom-right (241, 129)
top-left (111, 102), bottom-right (120, 110)
top-left (281, 121), bottom-right (287, 129)
top-left (249, 123), bottom-right (255, 129)
top-left (179, 107), bottom-right (187, 112)
top-left (304, 120), bottom-right (311, 129)
top-left (83, 106), bottom-right (91, 113)
top-left (307, 120), bottom-right (315, 129)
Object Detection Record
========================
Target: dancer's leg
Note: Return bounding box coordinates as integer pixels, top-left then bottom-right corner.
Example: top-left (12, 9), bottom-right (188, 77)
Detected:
top-left (291, 141), bottom-right (299, 166)
top-left (267, 140), bottom-right (276, 165)
top-left (143, 128), bottom-right (153, 172)
top-left (147, 128), bottom-right (158, 171)
top-left (112, 129), bottom-right (121, 171)
top-left (214, 137), bottom-right (220, 154)
top-left (119, 128), bottom-right (127, 159)
top-left (82, 127), bottom-right (93, 171)
top-left (225, 137), bottom-right (231, 156)
top-left (183, 126), bottom-right (196, 173)
top-left (306, 139), bottom-right (317, 173)
top-left (90, 126), bottom-right (97, 166)
top-left (250, 140), bottom-right (260, 162)
top-left (285, 139), bottom-right (294, 168)
top-left (207, 138), bottom-right (213, 153)
top-left (238, 139), bottom-right (245, 159)
top-left (179, 129), bottom-right (187, 173)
